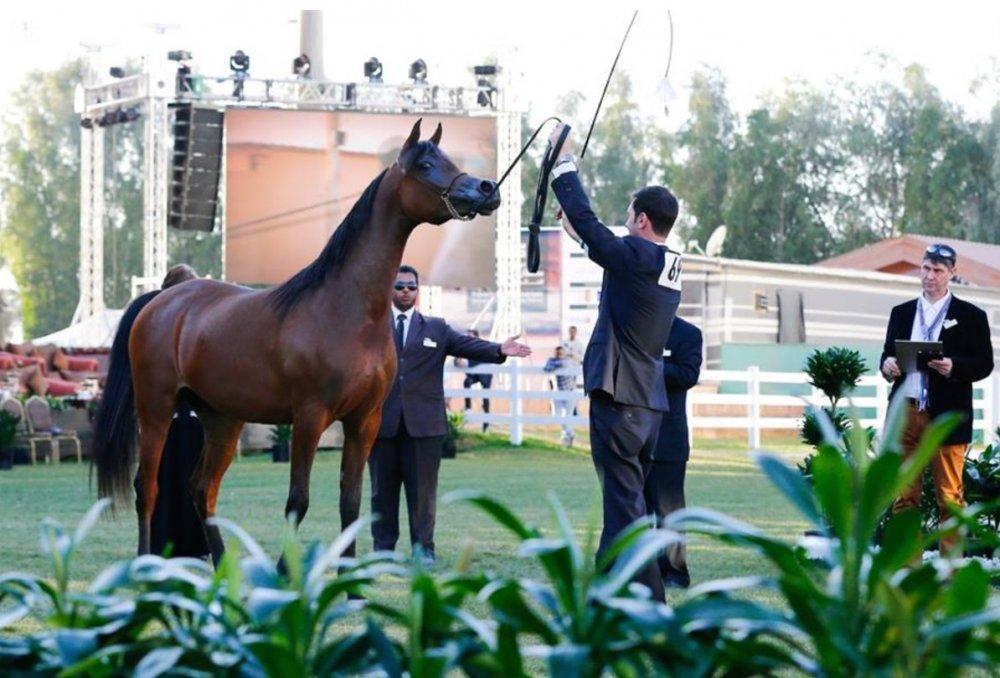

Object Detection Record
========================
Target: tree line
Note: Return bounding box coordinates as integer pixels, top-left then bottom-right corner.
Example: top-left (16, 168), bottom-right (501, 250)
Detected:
top-left (526, 59), bottom-right (999, 264)
top-left (2, 58), bottom-right (997, 336)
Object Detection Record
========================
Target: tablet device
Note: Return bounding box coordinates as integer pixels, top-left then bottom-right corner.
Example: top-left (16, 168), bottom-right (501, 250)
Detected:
top-left (895, 340), bottom-right (944, 372)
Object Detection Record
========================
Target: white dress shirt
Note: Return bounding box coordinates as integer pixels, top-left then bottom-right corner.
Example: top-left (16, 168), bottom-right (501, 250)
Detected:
top-left (902, 291), bottom-right (952, 398)
top-left (392, 305), bottom-right (416, 347)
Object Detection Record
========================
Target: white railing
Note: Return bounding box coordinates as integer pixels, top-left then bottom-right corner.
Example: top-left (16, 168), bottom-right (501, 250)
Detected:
top-left (444, 364), bottom-right (1000, 448)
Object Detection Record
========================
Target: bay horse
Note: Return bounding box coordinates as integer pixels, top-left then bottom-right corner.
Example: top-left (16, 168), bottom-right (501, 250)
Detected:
top-left (92, 119), bottom-right (500, 563)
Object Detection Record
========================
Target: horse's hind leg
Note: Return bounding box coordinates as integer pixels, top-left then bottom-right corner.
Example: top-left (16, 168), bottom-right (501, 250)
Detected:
top-left (134, 392), bottom-right (176, 556)
top-left (190, 410), bottom-right (244, 566)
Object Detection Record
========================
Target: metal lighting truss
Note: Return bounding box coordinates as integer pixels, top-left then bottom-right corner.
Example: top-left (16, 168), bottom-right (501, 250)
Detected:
top-left (76, 67), bottom-right (522, 332)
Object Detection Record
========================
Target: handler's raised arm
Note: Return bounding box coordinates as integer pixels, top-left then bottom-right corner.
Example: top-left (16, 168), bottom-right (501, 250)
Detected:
top-left (547, 124), bottom-right (635, 271)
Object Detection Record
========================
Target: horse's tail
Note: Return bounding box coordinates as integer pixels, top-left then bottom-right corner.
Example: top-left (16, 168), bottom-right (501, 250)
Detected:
top-left (91, 290), bottom-right (160, 510)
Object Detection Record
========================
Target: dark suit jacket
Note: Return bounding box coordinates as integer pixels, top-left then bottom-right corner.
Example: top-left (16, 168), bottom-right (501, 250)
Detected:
top-left (879, 294), bottom-right (994, 445)
top-left (379, 311), bottom-right (506, 439)
top-left (552, 171), bottom-right (681, 411)
top-left (654, 318), bottom-right (703, 461)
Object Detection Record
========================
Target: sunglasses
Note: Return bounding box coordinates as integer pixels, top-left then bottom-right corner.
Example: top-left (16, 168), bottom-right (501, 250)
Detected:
top-left (394, 282), bottom-right (418, 291)
top-left (925, 243), bottom-right (956, 260)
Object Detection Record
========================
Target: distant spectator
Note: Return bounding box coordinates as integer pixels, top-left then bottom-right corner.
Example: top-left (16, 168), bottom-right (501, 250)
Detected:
top-left (562, 325), bottom-right (584, 365)
top-left (543, 345), bottom-right (577, 446)
top-left (454, 329), bottom-right (492, 432)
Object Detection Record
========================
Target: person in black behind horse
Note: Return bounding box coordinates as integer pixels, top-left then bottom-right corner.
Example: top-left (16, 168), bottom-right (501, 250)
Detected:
top-left (643, 316), bottom-right (702, 589)
top-left (132, 264), bottom-right (209, 558)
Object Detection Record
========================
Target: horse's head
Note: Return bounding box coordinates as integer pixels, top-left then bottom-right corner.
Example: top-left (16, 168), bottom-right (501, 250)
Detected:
top-left (396, 119), bottom-right (500, 225)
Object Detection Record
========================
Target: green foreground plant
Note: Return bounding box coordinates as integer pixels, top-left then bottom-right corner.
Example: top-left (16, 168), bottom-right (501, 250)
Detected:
top-left (2, 400), bottom-right (998, 676)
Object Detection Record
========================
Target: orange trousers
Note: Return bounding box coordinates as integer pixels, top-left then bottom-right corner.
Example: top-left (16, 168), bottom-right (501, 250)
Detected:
top-left (891, 403), bottom-right (966, 554)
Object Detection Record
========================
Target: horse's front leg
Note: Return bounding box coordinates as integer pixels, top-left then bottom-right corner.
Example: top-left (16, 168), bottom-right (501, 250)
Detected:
top-left (340, 406), bottom-right (382, 559)
top-left (283, 406), bottom-right (331, 528)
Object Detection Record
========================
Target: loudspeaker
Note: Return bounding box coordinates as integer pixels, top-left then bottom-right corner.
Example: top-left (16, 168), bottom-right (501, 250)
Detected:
top-left (169, 104), bottom-right (224, 231)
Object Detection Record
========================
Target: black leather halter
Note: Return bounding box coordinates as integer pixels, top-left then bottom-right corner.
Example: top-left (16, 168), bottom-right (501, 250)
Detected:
top-left (400, 161), bottom-right (476, 221)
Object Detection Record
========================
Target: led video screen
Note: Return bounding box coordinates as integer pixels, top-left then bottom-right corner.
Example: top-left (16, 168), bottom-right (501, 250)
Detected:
top-left (224, 109), bottom-right (498, 288)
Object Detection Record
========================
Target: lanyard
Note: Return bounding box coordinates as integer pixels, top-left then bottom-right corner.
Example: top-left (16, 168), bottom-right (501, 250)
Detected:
top-left (917, 295), bottom-right (951, 342)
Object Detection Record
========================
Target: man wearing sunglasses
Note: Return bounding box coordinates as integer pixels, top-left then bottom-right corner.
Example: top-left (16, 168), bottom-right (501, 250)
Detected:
top-left (369, 264), bottom-right (532, 564)
top-left (879, 243), bottom-right (994, 555)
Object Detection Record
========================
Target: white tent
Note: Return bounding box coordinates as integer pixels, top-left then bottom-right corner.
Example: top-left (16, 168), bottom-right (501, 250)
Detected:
top-left (31, 310), bottom-right (124, 348)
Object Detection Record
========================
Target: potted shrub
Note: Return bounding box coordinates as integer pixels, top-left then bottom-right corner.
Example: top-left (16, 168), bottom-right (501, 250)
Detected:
top-left (798, 346), bottom-right (870, 481)
top-left (442, 410), bottom-right (465, 459)
top-left (270, 423), bottom-right (292, 463)
top-left (0, 410), bottom-right (18, 471)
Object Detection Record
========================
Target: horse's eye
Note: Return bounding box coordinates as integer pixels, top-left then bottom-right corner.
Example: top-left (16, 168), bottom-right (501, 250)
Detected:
top-left (418, 161), bottom-right (433, 171)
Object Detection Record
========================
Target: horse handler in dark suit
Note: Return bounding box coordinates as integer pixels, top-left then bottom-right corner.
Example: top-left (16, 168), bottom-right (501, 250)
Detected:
top-left (643, 317), bottom-right (702, 589)
top-left (370, 265), bottom-right (531, 563)
top-left (879, 243), bottom-right (994, 555)
top-left (549, 122), bottom-right (682, 602)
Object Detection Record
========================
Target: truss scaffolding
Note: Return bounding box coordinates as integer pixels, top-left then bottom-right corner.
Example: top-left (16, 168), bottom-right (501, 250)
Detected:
top-left (76, 65), bottom-right (522, 332)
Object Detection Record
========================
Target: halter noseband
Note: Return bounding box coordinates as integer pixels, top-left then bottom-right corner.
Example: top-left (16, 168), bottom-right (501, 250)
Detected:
top-left (398, 161), bottom-right (476, 221)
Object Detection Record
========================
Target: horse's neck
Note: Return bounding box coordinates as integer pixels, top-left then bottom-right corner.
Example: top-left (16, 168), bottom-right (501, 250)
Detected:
top-left (332, 173), bottom-right (416, 319)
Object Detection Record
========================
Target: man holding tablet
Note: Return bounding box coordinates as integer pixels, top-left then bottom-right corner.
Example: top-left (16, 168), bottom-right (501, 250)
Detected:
top-left (879, 243), bottom-right (994, 554)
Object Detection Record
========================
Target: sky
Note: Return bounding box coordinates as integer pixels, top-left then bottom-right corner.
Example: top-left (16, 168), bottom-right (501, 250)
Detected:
top-left (2, 1), bottom-right (999, 130)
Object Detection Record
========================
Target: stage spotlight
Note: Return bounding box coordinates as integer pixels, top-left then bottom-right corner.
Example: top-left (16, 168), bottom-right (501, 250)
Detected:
top-left (97, 110), bottom-right (117, 127)
top-left (168, 50), bottom-right (193, 62)
top-left (292, 53), bottom-right (311, 78)
top-left (363, 57), bottom-right (383, 83)
top-left (123, 107), bottom-right (141, 122)
top-left (80, 118), bottom-right (94, 129)
top-left (408, 59), bottom-right (428, 84)
top-left (109, 66), bottom-right (126, 79)
top-left (229, 50), bottom-right (250, 73)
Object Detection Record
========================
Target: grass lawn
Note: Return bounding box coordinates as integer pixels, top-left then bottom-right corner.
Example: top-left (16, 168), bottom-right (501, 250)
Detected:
top-left (0, 434), bottom-right (809, 616)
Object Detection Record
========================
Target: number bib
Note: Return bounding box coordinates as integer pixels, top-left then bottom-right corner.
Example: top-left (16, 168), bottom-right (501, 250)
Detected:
top-left (657, 249), bottom-right (682, 291)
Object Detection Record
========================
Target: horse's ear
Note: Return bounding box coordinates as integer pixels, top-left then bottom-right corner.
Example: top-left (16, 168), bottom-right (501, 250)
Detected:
top-left (401, 118), bottom-right (422, 153)
top-left (429, 122), bottom-right (442, 146)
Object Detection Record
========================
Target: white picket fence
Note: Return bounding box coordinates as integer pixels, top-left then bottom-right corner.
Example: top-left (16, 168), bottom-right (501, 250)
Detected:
top-left (444, 363), bottom-right (1000, 447)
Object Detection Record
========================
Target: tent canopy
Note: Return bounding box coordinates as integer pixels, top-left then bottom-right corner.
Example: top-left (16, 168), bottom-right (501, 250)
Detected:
top-left (30, 310), bottom-right (123, 348)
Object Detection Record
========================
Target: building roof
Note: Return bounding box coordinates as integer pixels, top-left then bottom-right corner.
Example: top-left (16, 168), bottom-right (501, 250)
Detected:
top-left (818, 234), bottom-right (1000, 289)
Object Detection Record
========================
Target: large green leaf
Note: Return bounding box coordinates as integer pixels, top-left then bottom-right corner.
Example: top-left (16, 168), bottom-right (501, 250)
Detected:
top-left (596, 519), bottom-right (653, 573)
top-left (304, 516), bottom-right (371, 596)
top-left (871, 509), bottom-right (922, 581)
top-left (811, 447), bottom-right (854, 542)
top-left (946, 561), bottom-right (990, 617)
top-left (445, 490), bottom-right (538, 540)
top-left (755, 451), bottom-right (823, 527)
top-left (596, 530), bottom-right (679, 599)
top-left (857, 451), bottom-right (904, 546)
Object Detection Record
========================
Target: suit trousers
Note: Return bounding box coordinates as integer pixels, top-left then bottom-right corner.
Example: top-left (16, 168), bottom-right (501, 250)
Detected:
top-left (643, 460), bottom-right (689, 587)
top-left (589, 392), bottom-right (665, 602)
top-left (892, 402), bottom-right (967, 554)
top-left (368, 418), bottom-right (444, 558)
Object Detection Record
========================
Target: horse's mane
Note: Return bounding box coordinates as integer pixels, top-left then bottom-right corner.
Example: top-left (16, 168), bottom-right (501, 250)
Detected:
top-left (268, 169), bottom-right (388, 318)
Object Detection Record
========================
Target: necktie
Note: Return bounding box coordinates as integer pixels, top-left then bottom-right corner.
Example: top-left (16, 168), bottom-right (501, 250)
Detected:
top-left (917, 297), bottom-right (951, 411)
top-left (395, 314), bottom-right (406, 352)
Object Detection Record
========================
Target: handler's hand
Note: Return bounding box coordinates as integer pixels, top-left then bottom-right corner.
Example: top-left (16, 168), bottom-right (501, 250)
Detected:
top-left (881, 356), bottom-right (901, 380)
top-left (927, 357), bottom-right (953, 377)
top-left (548, 122), bottom-right (575, 162)
top-left (560, 212), bottom-right (582, 245)
top-left (501, 333), bottom-right (532, 358)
